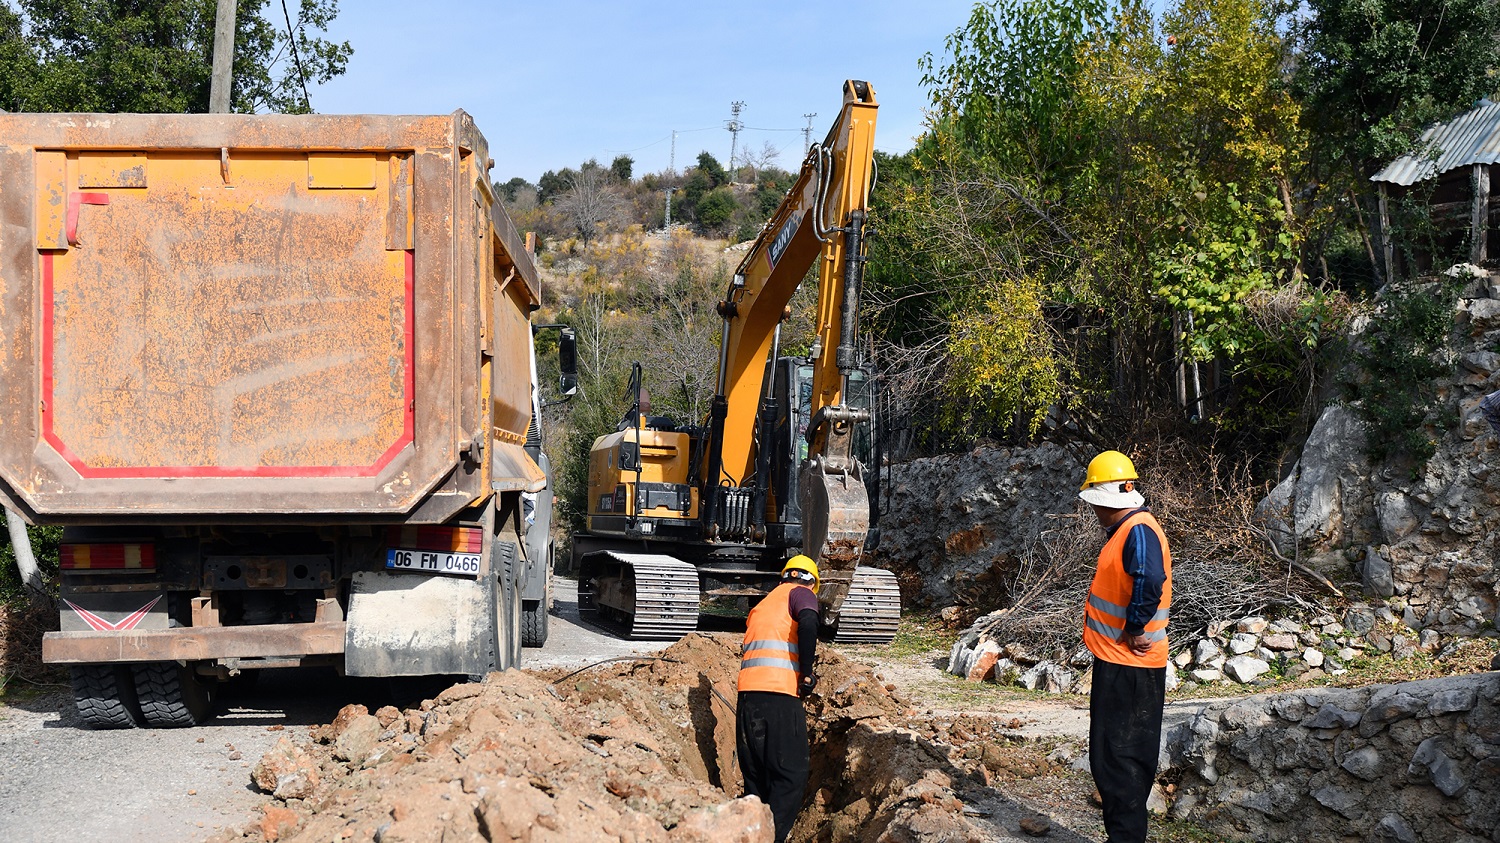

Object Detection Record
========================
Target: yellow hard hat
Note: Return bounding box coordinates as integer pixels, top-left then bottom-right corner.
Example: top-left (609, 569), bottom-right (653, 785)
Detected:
top-left (1080, 450), bottom-right (1138, 490)
top-left (782, 555), bottom-right (820, 594)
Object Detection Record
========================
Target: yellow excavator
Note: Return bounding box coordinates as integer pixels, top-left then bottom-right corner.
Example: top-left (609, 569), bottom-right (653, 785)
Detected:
top-left (571, 80), bottom-right (898, 643)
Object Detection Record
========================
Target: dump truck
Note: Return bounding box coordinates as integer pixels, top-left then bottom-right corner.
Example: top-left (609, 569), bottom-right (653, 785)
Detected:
top-left (573, 81), bottom-right (900, 644)
top-left (0, 110), bottom-right (573, 727)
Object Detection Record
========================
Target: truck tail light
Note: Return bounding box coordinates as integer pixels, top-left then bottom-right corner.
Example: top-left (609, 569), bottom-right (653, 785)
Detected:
top-left (386, 526), bottom-right (483, 553)
top-left (59, 543), bottom-right (156, 570)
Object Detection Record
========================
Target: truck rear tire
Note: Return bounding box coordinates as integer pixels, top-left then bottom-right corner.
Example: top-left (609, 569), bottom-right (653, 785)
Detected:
top-left (69, 665), bottom-right (141, 729)
top-left (521, 599), bottom-right (549, 647)
top-left (133, 662), bottom-right (214, 727)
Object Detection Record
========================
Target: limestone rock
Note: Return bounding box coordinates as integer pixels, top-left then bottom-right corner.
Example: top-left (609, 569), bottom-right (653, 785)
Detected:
top-left (1224, 656), bottom-right (1270, 684)
top-left (1372, 813), bottom-right (1417, 843)
top-left (1261, 633), bottom-right (1297, 652)
top-left (1340, 745), bottom-right (1382, 780)
top-left (1236, 616), bottom-right (1268, 635)
top-left (1016, 661), bottom-right (1073, 693)
top-left (1192, 639), bottom-right (1223, 666)
top-left (333, 713), bottom-right (382, 766)
top-left (1228, 633), bottom-right (1258, 655)
top-left (966, 641), bottom-right (1001, 682)
top-left (1362, 547), bottom-right (1395, 598)
top-left (1303, 648), bottom-right (1324, 667)
top-left (669, 797), bottom-right (773, 843)
top-left (251, 736), bottom-right (321, 800)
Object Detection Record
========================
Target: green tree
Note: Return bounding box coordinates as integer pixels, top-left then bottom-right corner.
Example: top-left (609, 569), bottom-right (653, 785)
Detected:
top-left (1295, 0), bottom-right (1500, 180)
top-left (695, 186), bottom-right (738, 232)
top-left (0, 0), bottom-right (351, 113)
top-left (694, 151), bottom-right (726, 187)
top-left (610, 154), bottom-right (634, 182)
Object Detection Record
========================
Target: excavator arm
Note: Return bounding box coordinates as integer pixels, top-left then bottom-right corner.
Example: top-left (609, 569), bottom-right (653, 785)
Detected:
top-left (702, 80), bottom-right (879, 621)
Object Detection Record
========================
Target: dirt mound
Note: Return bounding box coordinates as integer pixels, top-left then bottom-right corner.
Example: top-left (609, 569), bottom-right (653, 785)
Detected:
top-left (223, 633), bottom-right (1045, 843)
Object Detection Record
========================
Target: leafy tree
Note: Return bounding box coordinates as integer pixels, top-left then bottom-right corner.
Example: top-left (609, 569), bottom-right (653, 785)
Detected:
top-left (0, 0), bottom-right (351, 113)
top-left (496, 176), bottom-right (532, 204)
top-left (695, 186), bottom-right (737, 232)
top-left (610, 154), bottom-right (633, 182)
top-left (538, 167), bottom-right (575, 204)
top-left (1295, 0), bottom-right (1500, 180)
top-left (694, 151), bottom-right (726, 187)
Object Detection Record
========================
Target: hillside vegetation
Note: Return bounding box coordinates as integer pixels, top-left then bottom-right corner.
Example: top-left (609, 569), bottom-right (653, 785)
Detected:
top-left (504, 0), bottom-right (1500, 550)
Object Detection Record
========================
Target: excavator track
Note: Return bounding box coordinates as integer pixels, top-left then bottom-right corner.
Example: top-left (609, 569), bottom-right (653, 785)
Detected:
top-left (592, 552), bottom-right (701, 640)
top-left (833, 566), bottom-right (901, 644)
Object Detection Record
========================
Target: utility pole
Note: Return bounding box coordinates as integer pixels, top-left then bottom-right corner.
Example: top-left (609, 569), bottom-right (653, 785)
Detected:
top-left (726, 101), bottom-right (745, 184)
top-left (209, 0), bottom-right (237, 113)
top-left (664, 129), bottom-right (677, 228)
top-left (802, 112), bottom-right (817, 151)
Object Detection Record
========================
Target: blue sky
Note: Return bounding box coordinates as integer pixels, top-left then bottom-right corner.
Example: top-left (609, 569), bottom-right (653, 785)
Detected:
top-left (311, 0), bottom-right (979, 182)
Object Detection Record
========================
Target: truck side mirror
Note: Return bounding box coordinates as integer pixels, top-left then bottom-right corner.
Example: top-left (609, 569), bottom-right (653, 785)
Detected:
top-left (559, 328), bottom-right (578, 396)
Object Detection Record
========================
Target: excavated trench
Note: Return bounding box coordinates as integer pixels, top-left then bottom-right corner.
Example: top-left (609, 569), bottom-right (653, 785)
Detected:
top-left (223, 634), bottom-right (1043, 843)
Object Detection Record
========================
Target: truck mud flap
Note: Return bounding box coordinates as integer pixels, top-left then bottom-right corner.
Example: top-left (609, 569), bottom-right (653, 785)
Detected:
top-left (345, 569), bottom-right (500, 677)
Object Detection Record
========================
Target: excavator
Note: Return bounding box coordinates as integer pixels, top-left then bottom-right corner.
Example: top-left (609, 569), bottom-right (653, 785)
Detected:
top-left (571, 80), bottom-right (899, 644)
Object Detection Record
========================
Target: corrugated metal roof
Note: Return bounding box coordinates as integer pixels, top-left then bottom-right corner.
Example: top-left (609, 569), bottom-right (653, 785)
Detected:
top-left (1371, 101), bottom-right (1500, 186)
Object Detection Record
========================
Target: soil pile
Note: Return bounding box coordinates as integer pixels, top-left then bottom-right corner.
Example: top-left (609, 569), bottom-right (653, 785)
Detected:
top-left (222, 633), bottom-right (1052, 843)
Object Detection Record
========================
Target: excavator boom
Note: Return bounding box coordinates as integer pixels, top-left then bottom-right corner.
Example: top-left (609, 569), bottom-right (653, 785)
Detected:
top-left (704, 80), bottom-right (880, 622)
top-left (575, 81), bottom-right (897, 642)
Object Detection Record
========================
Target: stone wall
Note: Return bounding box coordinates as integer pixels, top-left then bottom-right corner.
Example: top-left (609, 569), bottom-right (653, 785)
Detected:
top-left (1162, 672), bottom-right (1500, 842)
top-left (871, 443), bottom-right (1083, 606)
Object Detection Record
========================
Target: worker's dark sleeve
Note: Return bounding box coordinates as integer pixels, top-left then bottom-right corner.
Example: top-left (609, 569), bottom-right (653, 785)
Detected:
top-left (787, 586), bottom-right (819, 679)
top-left (796, 610), bottom-right (818, 678)
top-left (1483, 390), bottom-right (1500, 435)
top-left (1121, 524), bottom-right (1166, 636)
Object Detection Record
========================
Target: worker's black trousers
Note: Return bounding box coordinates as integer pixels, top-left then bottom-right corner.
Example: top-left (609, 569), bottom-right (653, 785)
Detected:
top-left (1089, 659), bottom-right (1165, 843)
top-left (737, 690), bottom-right (809, 843)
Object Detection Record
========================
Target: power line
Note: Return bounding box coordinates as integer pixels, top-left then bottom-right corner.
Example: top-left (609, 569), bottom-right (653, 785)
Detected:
top-left (279, 0), bottom-right (310, 111)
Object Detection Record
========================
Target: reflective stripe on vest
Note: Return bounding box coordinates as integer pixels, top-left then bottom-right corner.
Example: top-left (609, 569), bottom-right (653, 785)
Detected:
top-left (737, 582), bottom-right (805, 695)
top-left (1083, 510), bottom-right (1173, 668)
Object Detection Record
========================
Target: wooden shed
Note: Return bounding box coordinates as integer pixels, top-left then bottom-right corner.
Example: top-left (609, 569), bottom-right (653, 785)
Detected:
top-left (1371, 99), bottom-right (1500, 279)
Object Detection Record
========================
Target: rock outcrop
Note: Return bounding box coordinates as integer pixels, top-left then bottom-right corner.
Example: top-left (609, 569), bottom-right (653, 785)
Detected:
top-left (873, 443), bottom-right (1083, 606)
top-left (1257, 275), bottom-right (1500, 637)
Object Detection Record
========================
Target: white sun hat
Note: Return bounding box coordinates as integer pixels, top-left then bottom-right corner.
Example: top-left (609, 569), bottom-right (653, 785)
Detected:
top-left (1078, 479), bottom-right (1144, 509)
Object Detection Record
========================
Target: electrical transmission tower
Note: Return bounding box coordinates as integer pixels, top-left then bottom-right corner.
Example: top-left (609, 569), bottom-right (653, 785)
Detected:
top-left (802, 113), bottom-right (817, 152)
top-left (726, 101), bottom-right (745, 183)
top-left (664, 129), bottom-right (677, 228)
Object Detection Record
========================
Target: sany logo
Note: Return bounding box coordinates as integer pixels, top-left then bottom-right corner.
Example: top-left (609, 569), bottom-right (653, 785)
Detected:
top-left (64, 596), bottom-right (161, 632)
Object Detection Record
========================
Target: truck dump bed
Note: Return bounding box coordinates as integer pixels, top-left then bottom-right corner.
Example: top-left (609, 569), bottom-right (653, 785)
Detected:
top-left (0, 111), bottom-right (540, 521)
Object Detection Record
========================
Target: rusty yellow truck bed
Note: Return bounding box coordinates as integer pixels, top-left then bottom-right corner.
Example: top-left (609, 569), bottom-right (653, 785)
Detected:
top-left (0, 111), bottom-right (539, 521)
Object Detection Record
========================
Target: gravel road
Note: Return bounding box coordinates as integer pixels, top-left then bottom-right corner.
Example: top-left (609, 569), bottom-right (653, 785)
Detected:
top-left (0, 669), bottom-right (352, 842)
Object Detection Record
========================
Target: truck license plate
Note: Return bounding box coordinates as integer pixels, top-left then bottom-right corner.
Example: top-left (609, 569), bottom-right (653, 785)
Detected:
top-left (386, 548), bottom-right (481, 577)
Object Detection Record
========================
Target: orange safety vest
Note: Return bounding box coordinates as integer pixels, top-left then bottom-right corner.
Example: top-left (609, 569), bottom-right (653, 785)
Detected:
top-left (1083, 510), bottom-right (1172, 668)
top-left (737, 582), bottom-right (808, 695)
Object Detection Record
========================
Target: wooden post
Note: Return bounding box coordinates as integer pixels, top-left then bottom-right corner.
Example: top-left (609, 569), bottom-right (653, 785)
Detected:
top-left (1473, 163), bottom-right (1490, 265)
top-left (209, 0), bottom-right (237, 114)
top-left (1378, 183), bottom-right (1394, 284)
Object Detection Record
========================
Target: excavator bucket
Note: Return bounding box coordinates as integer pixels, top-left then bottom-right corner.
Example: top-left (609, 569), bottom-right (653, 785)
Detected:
top-left (799, 464), bottom-right (870, 623)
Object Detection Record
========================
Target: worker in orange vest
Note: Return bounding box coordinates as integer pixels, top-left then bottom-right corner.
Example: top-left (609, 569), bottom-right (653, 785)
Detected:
top-left (1078, 450), bottom-right (1172, 843)
top-left (737, 555), bottom-right (820, 843)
